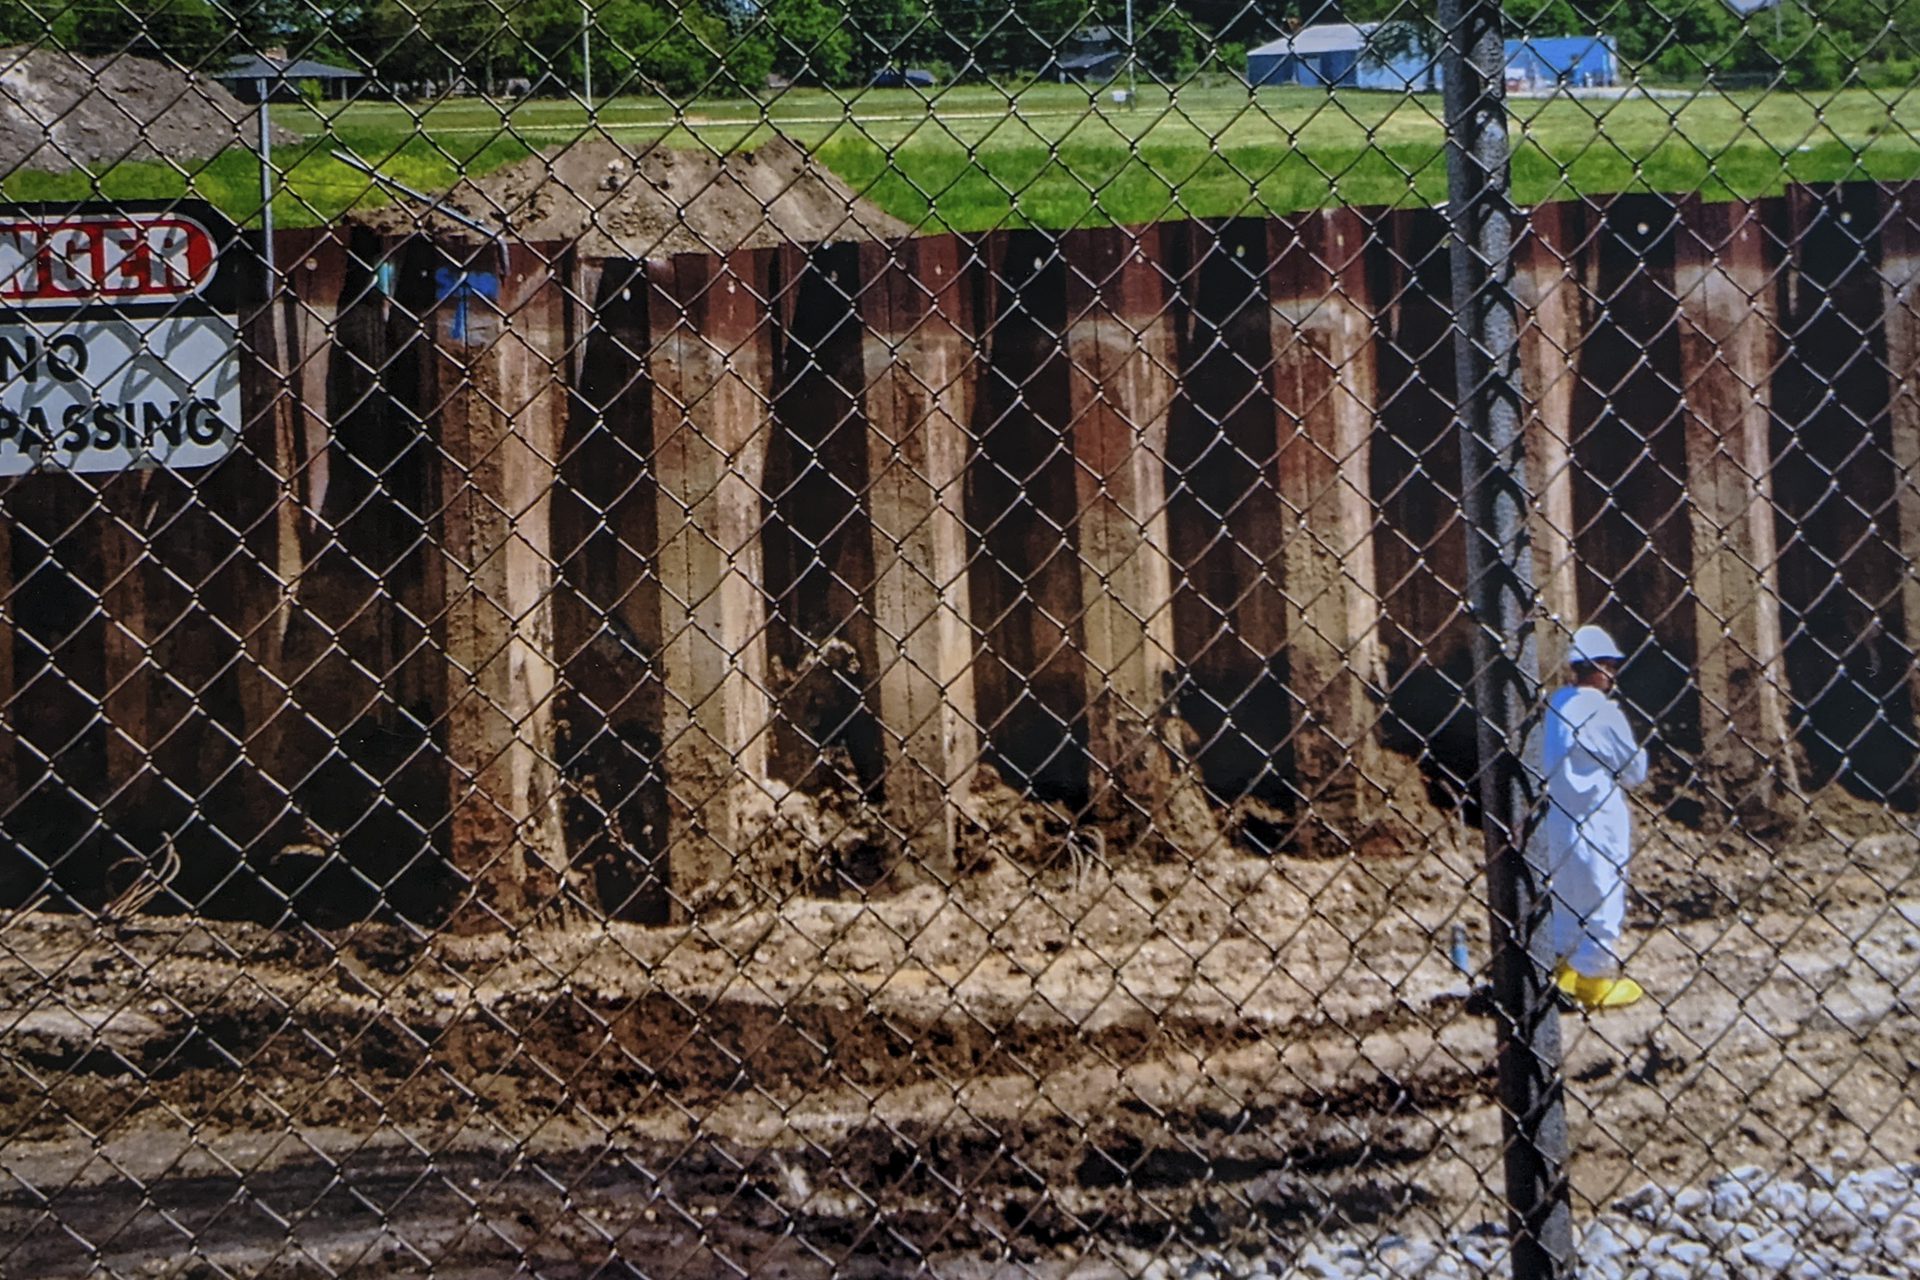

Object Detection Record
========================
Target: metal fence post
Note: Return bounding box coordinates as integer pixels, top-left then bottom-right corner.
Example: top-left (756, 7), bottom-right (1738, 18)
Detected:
top-left (1441, 0), bottom-right (1577, 1276)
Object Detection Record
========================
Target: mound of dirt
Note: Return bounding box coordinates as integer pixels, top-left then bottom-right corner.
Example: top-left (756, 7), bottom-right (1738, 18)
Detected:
top-left (0, 47), bottom-right (277, 175)
top-left (357, 135), bottom-right (914, 257)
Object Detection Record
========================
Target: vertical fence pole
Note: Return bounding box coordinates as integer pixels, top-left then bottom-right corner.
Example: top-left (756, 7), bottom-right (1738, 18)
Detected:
top-left (0, 486), bottom-right (12, 832)
top-left (1441, 0), bottom-right (1576, 1276)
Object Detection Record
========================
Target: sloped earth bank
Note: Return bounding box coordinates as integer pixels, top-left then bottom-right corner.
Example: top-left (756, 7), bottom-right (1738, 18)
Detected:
top-left (1, 787), bottom-right (1917, 1279)
top-left (0, 47), bottom-right (289, 175)
top-left (354, 136), bottom-right (913, 257)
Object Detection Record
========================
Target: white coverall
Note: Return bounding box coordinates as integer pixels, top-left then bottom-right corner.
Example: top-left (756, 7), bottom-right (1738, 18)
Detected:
top-left (1541, 684), bottom-right (1648, 976)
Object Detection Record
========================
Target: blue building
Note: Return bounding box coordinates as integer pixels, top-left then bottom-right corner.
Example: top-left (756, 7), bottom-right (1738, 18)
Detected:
top-left (1504, 35), bottom-right (1618, 89)
top-left (1246, 24), bottom-right (1401, 89)
top-left (1246, 24), bottom-right (1617, 91)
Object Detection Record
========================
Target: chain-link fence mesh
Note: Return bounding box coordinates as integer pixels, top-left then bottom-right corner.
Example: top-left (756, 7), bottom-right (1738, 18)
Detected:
top-left (1, 0), bottom-right (1918, 1276)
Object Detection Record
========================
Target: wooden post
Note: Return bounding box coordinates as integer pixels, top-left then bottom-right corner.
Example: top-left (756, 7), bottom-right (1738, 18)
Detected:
top-left (100, 477), bottom-right (154, 830)
top-left (1674, 196), bottom-right (1800, 814)
top-left (1268, 208), bottom-right (1393, 856)
top-left (647, 251), bottom-right (776, 916)
top-left (431, 246), bottom-right (569, 928)
top-left (855, 237), bottom-right (978, 880)
top-left (287, 246), bottom-right (336, 536)
top-left (231, 229), bottom-right (314, 858)
top-left (1881, 186), bottom-right (1920, 778)
top-left (1062, 224), bottom-right (1212, 849)
top-left (1520, 202), bottom-right (1585, 673)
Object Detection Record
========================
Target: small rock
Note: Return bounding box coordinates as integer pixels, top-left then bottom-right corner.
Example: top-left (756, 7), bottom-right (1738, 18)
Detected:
top-left (1711, 1181), bottom-right (1754, 1221)
top-left (1296, 1247), bottom-right (1342, 1280)
top-left (1666, 1241), bottom-right (1711, 1268)
top-left (1585, 1223), bottom-right (1628, 1260)
top-left (1618, 1183), bottom-right (1670, 1218)
top-left (1756, 1180), bottom-right (1809, 1221)
top-left (1739, 1230), bottom-right (1797, 1273)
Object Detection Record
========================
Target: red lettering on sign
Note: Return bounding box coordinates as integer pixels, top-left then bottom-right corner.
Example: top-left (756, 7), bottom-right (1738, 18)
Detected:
top-left (0, 216), bottom-right (218, 306)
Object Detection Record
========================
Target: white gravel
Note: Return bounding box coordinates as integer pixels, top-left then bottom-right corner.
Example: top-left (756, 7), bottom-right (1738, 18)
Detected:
top-left (1146, 1162), bottom-right (1920, 1280)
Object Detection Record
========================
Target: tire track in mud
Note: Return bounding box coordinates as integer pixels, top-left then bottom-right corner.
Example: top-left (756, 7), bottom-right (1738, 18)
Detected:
top-left (1, 832), bottom-right (1915, 1277)
top-left (0, 939), bottom-right (1493, 1276)
top-left (0, 1055), bottom-right (1486, 1279)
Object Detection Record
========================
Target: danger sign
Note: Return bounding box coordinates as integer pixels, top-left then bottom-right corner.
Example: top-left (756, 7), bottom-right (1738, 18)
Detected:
top-left (0, 215), bottom-right (220, 307)
top-left (0, 201), bottom-right (242, 476)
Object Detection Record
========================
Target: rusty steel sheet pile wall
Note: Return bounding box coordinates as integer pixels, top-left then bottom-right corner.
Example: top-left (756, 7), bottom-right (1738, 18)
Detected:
top-left (6, 184), bottom-right (1919, 927)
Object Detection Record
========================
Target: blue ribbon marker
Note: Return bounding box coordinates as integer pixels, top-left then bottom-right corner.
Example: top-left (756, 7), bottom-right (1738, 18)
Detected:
top-left (433, 267), bottom-right (500, 343)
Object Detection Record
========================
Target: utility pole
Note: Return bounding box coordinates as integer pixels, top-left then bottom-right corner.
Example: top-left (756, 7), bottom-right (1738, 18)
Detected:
top-left (1441, 0), bottom-right (1576, 1271)
top-left (256, 74), bottom-right (275, 293)
top-left (1125, 0), bottom-right (1138, 104)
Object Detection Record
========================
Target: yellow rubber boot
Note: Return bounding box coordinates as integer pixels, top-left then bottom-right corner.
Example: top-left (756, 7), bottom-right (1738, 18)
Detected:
top-left (1571, 972), bottom-right (1644, 1010)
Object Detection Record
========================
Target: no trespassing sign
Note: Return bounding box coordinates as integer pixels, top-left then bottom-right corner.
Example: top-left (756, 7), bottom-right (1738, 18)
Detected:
top-left (0, 204), bottom-right (244, 476)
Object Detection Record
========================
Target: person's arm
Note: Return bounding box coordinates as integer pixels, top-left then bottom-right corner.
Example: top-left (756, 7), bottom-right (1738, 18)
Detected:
top-left (1585, 702), bottom-right (1648, 789)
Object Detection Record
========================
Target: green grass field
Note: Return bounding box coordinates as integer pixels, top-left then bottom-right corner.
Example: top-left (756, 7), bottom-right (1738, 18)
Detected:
top-left (8, 80), bottom-right (1919, 232)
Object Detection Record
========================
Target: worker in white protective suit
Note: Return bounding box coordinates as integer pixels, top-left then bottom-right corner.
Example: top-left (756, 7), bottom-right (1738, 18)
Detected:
top-left (1540, 625), bottom-right (1649, 1011)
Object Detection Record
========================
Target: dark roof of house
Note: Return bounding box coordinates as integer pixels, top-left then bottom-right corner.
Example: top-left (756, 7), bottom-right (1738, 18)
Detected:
top-left (221, 55), bottom-right (365, 82)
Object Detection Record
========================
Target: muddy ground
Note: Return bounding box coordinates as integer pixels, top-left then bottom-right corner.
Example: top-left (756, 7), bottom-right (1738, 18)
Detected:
top-left (1, 774), bottom-right (1917, 1278)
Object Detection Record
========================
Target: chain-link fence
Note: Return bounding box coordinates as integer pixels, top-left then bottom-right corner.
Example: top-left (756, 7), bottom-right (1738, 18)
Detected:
top-left (1, 0), bottom-right (1919, 1277)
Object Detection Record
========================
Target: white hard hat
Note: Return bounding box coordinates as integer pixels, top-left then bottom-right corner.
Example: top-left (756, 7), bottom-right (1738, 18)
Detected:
top-left (1568, 625), bottom-right (1625, 666)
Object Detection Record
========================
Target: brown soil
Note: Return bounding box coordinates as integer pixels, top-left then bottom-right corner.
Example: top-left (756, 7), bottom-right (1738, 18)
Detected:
top-left (0, 782), bottom-right (1916, 1277)
top-left (356, 135), bottom-right (913, 257)
top-left (0, 47), bottom-right (281, 175)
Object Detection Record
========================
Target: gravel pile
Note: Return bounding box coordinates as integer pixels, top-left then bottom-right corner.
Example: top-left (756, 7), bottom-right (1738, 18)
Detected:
top-left (0, 47), bottom-right (283, 175)
top-left (1134, 1162), bottom-right (1920, 1280)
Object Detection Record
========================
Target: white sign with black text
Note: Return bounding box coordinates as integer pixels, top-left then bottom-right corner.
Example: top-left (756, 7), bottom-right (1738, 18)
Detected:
top-left (0, 315), bottom-right (242, 475)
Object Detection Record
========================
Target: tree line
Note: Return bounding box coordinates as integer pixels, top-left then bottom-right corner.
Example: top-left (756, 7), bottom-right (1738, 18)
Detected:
top-left (2, 0), bottom-right (1913, 95)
